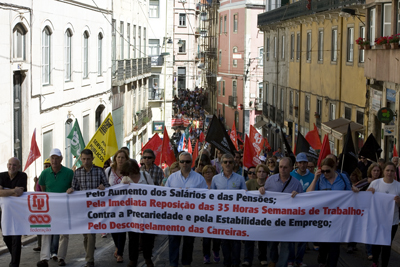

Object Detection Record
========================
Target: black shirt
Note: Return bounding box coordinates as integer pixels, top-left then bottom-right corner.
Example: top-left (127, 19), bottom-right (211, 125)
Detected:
top-left (0, 171), bottom-right (27, 191)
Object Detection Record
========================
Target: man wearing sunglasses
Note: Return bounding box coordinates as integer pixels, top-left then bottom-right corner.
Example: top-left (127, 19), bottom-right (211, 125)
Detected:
top-left (140, 149), bottom-right (164, 186)
top-left (165, 152), bottom-right (207, 267)
top-left (211, 153), bottom-right (247, 267)
top-left (259, 157), bottom-right (303, 267)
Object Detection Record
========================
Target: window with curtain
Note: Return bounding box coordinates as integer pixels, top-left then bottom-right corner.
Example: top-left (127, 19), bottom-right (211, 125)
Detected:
top-left (83, 31), bottom-right (89, 78)
top-left (65, 30), bottom-right (72, 81)
top-left (13, 24), bottom-right (26, 60)
top-left (42, 27), bottom-right (51, 85)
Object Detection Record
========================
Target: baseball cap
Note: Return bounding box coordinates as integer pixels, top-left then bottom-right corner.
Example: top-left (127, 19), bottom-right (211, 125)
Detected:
top-left (296, 153), bottom-right (308, 163)
top-left (49, 148), bottom-right (62, 157)
top-left (44, 158), bottom-right (50, 164)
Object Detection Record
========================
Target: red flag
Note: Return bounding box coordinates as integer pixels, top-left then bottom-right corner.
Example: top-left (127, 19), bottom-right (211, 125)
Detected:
top-left (142, 134), bottom-right (162, 166)
top-left (161, 128), bottom-right (176, 166)
top-left (250, 125), bottom-right (264, 155)
top-left (229, 122), bottom-right (239, 151)
top-left (317, 134), bottom-right (331, 168)
top-left (198, 132), bottom-right (205, 143)
top-left (188, 138), bottom-right (193, 154)
top-left (192, 140), bottom-right (199, 168)
top-left (23, 129), bottom-right (41, 172)
top-left (305, 123), bottom-right (322, 150)
top-left (243, 134), bottom-right (261, 168)
top-left (394, 144), bottom-right (399, 157)
top-left (264, 137), bottom-right (271, 151)
top-left (182, 137), bottom-right (187, 151)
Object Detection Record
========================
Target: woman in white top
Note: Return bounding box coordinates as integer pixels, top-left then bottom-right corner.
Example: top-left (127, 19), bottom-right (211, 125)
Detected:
top-left (105, 149), bottom-right (129, 263)
top-left (120, 159), bottom-right (155, 267)
top-left (105, 149), bottom-right (129, 186)
top-left (367, 162), bottom-right (400, 267)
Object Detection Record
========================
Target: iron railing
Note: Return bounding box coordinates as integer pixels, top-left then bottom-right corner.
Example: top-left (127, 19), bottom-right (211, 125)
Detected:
top-left (228, 96), bottom-right (237, 107)
top-left (149, 88), bottom-right (164, 100)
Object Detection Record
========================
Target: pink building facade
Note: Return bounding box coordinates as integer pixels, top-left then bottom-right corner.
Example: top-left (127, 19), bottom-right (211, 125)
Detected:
top-left (217, 0), bottom-right (264, 137)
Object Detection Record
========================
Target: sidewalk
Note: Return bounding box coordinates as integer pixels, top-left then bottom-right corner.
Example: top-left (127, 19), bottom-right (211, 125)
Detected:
top-left (0, 231), bottom-right (37, 255)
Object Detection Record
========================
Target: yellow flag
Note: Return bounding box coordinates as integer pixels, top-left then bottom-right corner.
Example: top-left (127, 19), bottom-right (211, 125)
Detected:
top-left (85, 113), bottom-right (118, 167)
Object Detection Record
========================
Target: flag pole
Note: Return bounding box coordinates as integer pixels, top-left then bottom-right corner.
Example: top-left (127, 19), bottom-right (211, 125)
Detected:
top-left (197, 143), bottom-right (205, 169)
top-left (72, 155), bottom-right (81, 168)
top-left (340, 154), bottom-right (345, 173)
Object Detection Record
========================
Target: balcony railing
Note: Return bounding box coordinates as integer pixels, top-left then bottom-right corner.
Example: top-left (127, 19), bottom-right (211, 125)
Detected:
top-left (258, 0), bottom-right (365, 27)
top-left (277, 109), bottom-right (284, 125)
top-left (263, 103), bottom-right (268, 118)
top-left (133, 107), bottom-right (153, 130)
top-left (138, 58), bottom-right (143, 75)
top-left (269, 105), bottom-right (276, 121)
top-left (228, 96), bottom-right (237, 108)
top-left (151, 55), bottom-right (164, 67)
top-left (149, 88), bottom-right (164, 100)
top-left (115, 57), bottom-right (151, 81)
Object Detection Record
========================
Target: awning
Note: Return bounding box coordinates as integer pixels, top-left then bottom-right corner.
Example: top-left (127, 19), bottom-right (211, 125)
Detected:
top-left (254, 119), bottom-right (267, 129)
top-left (322, 118), bottom-right (364, 140)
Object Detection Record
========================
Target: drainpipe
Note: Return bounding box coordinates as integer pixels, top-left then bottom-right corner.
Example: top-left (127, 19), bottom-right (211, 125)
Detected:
top-left (338, 16), bottom-right (344, 154)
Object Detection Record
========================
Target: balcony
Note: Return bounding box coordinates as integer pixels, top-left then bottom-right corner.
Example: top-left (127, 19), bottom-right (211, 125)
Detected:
top-left (151, 55), bottom-right (164, 67)
top-left (277, 109), bottom-right (284, 126)
top-left (365, 48), bottom-right (400, 84)
top-left (133, 107), bottom-right (153, 131)
top-left (269, 105), bottom-right (276, 121)
top-left (263, 103), bottom-right (268, 118)
top-left (114, 57), bottom-right (151, 83)
top-left (258, 0), bottom-right (365, 27)
top-left (149, 88), bottom-right (164, 100)
top-left (255, 98), bottom-right (263, 111)
top-left (228, 96), bottom-right (237, 108)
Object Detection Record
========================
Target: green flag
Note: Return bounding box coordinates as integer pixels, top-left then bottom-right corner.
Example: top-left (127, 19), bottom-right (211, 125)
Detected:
top-left (67, 119), bottom-right (86, 167)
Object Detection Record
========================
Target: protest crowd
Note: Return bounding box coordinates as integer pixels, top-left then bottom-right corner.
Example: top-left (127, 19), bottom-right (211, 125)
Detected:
top-left (1, 88), bottom-right (400, 267)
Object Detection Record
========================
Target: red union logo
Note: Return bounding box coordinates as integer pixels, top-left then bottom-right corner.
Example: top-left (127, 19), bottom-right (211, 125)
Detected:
top-left (28, 194), bottom-right (49, 213)
top-left (29, 214), bottom-right (51, 224)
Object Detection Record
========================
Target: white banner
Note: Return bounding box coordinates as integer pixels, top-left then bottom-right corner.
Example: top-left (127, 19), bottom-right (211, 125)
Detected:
top-left (0, 184), bottom-right (395, 245)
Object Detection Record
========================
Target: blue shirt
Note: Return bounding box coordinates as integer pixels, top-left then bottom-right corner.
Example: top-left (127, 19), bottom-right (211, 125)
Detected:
top-left (264, 173), bottom-right (303, 193)
top-left (290, 169), bottom-right (314, 191)
top-left (314, 171), bottom-right (351, 191)
top-left (165, 170), bottom-right (208, 189)
top-left (211, 172), bottom-right (247, 190)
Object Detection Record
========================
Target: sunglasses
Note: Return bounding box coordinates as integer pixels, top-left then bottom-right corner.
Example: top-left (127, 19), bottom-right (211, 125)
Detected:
top-left (248, 171), bottom-right (255, 175)
top-left (321, 169), bottom-right (331, 174)
top-left (143, 156), bottom-right (153, 159)
top-left (268, 161), bottom-right (274, 164)
top-left (180, 160), bottom-right (192, 164)
top-left (223, 161), bottom-right (233, 164)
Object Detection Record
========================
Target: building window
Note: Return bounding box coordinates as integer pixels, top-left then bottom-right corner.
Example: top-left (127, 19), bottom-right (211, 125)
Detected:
top-left (266, 37), bottom-right (270, 59)
top-left (265, 83), bottom-right (269, 104)
top-left (220, 17), bottom-right (222, 34)
top-left (280, 88), bottom-right (284, 109)
top-left (290, 34), bottom-right (294, 60)
top-left (42, 27), bottom-right (51, 85)
top-left (143, 28), bottom-right (146, 57)
top-left (233, 47), bottom-right (238, 67)
top-left (13, 24), bottom-right (26, 60)
top-left (224, 15), bottom-right (227, 33)
top-left (65, 30), bottom-right (72, 81)
top-left (83, 31), bottom-right (89, 78)
top-left (289, 90), bottom-right (293, 115)
top-left (120, 22), bottom-right (124, 59)
top-left (281, 35), bottom-right (285, 59)
top-left (259, 82), bottom-right (263, 100)
top-left (83, 115), bottom-right (90, 144)
top-left (43, 130), bottom-right (53, 162)
top-left (296, 33), bottom-right (300, 60)
top-left (318, 30), bottom-right (323, 61)
top-left (329, 103), bottom-right (336, 121)
top-left (331, 29), bottom-right (337, 62)
top-left (98, 33), bottom-right (103, 76)
top-left (272, 86), bottom-right (277, 104)
top-left (356, 111), bottom-right (364, 125)
top-left (258, 47), bottom-right (263, 66)
top-left (305, 95), bottom-right (310, 122)
top-left (295, 92), bottom-right (299, 118)
top-left (306, 32), bottom-right (311, 61)
top-left (345, 107), bottom-right (352, 120)
top-left (233, 80), bottom-right (237, 106)
top-left (274, 37), bottom-right (277, 59)
top-left (179, 40), bottom-right (186, 53)
top-left (133, 25), bottom-right (136, 58)
top-left (219, 50), bottom-right (222, 65)
top-left (223, 80), bottom-right (225, 96)
top-left (138, 26), bottom-right (141, 57)
top-left (359, 26), bottom-right (365, 63)
top-left (233, 14), bottom-right (238, 32)
top-left (149, 39), bottom-right (160, 55)
top-left (127, 24), bottom-right (130, 59)
top-left (383, 3), bottom-right (392, 36)
top-left (179, 14), bottom-right (186, 26)
top-left (347, 27), bottom-right (354, 63)
top-left (218, 81), bottom-right (221, 95)
top-left (149, 0), bottom-right (159, 18)
top-left (316, 99), bottom-right (322, 117)
top-left (370, 8), bottom-right (375, 45)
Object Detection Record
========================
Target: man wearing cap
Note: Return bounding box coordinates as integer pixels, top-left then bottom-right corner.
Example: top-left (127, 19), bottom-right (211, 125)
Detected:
top-left (67, 149), bottom-right (110, 267)
top-left (287, 153), bottom-right (314, 267)
top-left (0, 157), bottom-right (27, 267)
top-left (37, 149), bottom-right (74, 267)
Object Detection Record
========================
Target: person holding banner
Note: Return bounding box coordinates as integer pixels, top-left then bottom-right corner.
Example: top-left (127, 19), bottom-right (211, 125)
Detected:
top-left (37, 149), bottom-right (74, 267)
top-left (140, 149), bottom-right (164, 186)
top-left (259, 157), bottom-right (303, 267)
top-left (367, 162), bottom-right (400, 267)
top-left (67, 149), bottom-right (110, 267)
top-left (119, 159), bottom-right (155, 267)
top-left (0, 157), bottom-right (26, 267)
top-left (306, 157), bottom-right (356, 267)
top-left (211, 154), bottom-right (247, 267)
top-left (165, 152), bottom-right (208, 267)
